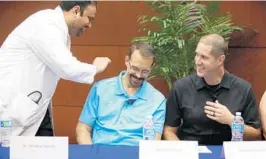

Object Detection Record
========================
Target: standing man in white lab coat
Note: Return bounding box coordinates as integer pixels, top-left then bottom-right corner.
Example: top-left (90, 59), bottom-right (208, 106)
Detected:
top-left (0, 1), bottom-right (111, 136)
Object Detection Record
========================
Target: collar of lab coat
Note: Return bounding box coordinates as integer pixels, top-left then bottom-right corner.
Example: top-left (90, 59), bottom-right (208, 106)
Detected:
top-left (54, 6), bottom-right (70, 39)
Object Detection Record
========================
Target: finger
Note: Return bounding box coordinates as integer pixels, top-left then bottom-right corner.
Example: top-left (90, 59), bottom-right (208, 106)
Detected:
top-left (204, 109), bottom-right (214, 116)
top-left (204, 109), bottom-right (222, 117)
top-left (205, 106), bottom-right (223, 115)
top-left (206, 114), bottom-right (218, 121)
top-left (204, 105), bottom-right (218, 112)
top-left (206, 101), bottom-right (216, 106)
top-left (206, 101), bottom-right (220, 108)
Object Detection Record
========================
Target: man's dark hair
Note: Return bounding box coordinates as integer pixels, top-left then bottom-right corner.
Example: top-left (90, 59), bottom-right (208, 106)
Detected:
top-left (59, 1), bottom-right (97, 15)
top-left (128, 41), bottom-right (155, 59)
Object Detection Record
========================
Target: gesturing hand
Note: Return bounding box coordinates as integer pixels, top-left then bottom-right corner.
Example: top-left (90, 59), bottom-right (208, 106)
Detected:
top-left (93, 57), bottom-right (111, 74)
top-left (204, 100), bottom-right (234, 126)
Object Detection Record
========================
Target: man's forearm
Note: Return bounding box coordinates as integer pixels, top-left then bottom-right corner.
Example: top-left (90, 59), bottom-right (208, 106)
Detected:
top-left (163, 131), bottom-right (180, 140)
top-left (76, 132), bottom-right (93, 144)
top-left (243, 125), bottom-right (261, 140)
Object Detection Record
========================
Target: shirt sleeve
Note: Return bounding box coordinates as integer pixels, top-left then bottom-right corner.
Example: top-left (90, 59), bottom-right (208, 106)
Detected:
top-left (153, 99), bottom-right (166, 134)
top-left (164, 81), bottom-right (182, 127)
top-left (29, 23), bottom-right (97, 84)
top-left (79, 83), bottom-right (99, 127)
top-left (242, 86), bottom-right (261, 128)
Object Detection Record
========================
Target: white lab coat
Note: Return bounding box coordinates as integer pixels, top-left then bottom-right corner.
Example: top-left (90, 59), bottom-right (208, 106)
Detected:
top-left (0, 6), bottom-right (97, 136)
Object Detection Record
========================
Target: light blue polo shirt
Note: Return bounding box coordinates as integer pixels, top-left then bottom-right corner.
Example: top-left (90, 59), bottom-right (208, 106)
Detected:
top-left (79, 71), bottom-right (166, 146)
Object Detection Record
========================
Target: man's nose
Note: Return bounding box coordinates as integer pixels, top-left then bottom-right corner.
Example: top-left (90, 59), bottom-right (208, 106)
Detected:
top-left (135, 71), bottom-right (142, 78)
top-left (195, 57), bottom-right (202, 65)
top-left (86, 22), bottom-right (92, 28)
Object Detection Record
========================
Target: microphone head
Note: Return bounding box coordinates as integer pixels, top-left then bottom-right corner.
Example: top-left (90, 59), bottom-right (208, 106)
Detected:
top-left (127, 99), bottom-right (136, 105)
top-left (211, 94), bottom-right (217, 102)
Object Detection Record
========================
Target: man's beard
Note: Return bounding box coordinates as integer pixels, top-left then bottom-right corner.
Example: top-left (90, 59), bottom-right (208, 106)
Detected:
top-left (129, 74), bottom-right (145, 87)
top-left (130, 74), bottom-right (145, 81)
top-left (76, 28), bottom-right (84, 36)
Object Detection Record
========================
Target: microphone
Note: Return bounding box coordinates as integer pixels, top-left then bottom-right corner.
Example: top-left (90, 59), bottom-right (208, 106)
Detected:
top-left (126, 99), bottom-right (136, 105)
top-left (211, 93), bottom-right (217, 102)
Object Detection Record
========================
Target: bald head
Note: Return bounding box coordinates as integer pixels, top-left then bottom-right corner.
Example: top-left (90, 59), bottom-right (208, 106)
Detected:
top-left (199, 34), bottom-right (228, 56)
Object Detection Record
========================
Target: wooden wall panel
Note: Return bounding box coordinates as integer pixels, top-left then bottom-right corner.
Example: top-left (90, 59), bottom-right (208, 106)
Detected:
top-left (71, 1), bottom-right (151, 46)
top-left (0, 1), bottom-right (151, 46)
top-left (226, 48), bottom-right (266, 103)
top-left (218, 1), bottom-right (266, 47)
top-left (0, 2), bottom-right (58, 44)
top-left (1, 1), bottom-right (265, 47)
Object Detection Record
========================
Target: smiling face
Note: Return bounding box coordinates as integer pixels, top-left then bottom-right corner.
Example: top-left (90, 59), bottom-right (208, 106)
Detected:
top-left (68, 5), bottom-right (96, 36)
top-left (125, 50), bottom-right (153, 88)
top-left (194, 42), bottom-right (225, 78)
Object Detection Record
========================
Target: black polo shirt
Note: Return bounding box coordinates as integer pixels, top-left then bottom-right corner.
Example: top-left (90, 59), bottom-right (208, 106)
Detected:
top-left (165, 72), bottom-right (260, 145)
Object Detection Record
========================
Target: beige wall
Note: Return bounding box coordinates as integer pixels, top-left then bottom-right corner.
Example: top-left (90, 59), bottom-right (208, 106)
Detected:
top-left (0, 1), bottom-right (265, 143)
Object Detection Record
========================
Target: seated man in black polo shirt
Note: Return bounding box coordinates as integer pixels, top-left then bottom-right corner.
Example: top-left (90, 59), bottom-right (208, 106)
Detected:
top-left (163, 34), bottom-right (261, 145)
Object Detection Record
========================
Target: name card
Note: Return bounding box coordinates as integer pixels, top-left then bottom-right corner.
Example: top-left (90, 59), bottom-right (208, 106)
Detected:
top-left (139, 140), bottom-right (199, 159)
top-left (10, 136), bottom-right (68, 159)
top-left (198, 146), bottom-right (212, 153)
top-left (223, 141), bottom-right (266, 159)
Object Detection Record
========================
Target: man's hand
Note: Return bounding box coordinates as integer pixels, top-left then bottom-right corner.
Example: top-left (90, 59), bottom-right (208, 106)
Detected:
top-left (204, 100), bottom-right (234, 126)
top-left (93, 57), bottom-right (111, 74)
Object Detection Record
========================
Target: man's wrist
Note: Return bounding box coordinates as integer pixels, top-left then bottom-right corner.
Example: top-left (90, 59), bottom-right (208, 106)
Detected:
top-left (227, 114), bottom-right (235, 126)
top-left (92, 65), bottom-right (99, 74)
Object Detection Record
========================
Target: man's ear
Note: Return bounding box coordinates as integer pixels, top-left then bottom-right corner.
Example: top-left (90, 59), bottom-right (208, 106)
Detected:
top-left (71, 6), bottom-right (81, 17)
top-left (219, 55), bottom-right (225, 64)
top-left (125, 56), bottom-right (129, 65)
top-left (125, 56), bottom-right (130, 62)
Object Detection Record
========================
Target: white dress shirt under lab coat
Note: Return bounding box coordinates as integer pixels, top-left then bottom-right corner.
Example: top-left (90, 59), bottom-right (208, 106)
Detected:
top-left (0, 6), bottom-right (97, 136)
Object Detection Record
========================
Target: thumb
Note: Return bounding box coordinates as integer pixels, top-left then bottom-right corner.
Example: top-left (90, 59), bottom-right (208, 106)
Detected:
top-left (215, 100), bottom-right (219, 104)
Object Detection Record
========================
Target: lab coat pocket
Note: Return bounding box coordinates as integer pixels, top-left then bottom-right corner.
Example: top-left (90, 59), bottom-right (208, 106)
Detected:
top-left (9, 92), bottom-right (40, 135)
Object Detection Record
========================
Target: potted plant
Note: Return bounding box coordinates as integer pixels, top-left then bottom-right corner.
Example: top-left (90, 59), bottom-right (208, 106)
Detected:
top-left (133, 1), bottom-right (242, 90)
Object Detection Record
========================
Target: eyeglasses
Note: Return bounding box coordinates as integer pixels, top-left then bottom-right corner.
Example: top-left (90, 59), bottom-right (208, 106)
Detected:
top-left (128, 61), bottom-right (151, 77)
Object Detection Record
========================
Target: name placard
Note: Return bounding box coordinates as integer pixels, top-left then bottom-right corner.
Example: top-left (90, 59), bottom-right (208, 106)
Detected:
top-left (223, 141), bottom-right (266, 159)
top-left (10, 136), bottom-right (68, 159)
top-left (139, 140), bottom-right (198, 159)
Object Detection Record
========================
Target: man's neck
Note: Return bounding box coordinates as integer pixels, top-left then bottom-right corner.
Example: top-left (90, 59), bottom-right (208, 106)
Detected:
top-left (204, 68), bottom-right (225, 86)
top-left (62, 11), bottom-right (72, 29)
top-left (122, 74), bottom-right (139, 96)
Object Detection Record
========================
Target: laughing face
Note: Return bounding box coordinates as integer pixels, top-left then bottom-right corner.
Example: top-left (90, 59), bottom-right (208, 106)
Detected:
top-left (125, 50), bottom-right (153, 88)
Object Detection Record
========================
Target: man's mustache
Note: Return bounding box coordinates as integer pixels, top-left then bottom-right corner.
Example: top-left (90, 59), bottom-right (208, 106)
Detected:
top-left (130, 74), bottom-right (144, 81)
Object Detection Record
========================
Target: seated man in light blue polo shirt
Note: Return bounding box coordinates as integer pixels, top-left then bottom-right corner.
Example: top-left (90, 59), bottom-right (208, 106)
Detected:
top-left (76, 41), bottom-right (166, 146)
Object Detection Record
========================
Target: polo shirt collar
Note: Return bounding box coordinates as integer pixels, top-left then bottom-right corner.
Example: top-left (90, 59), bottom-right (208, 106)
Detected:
top-left (196, 72), bottom-right (231, 90)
